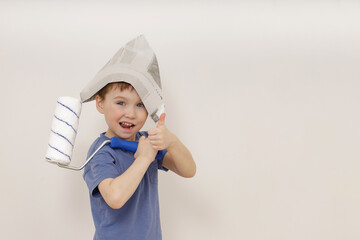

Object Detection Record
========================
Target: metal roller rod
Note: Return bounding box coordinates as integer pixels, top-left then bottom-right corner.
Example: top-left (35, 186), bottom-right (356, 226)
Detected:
top-left (57, 140), bottom-right (111, 171)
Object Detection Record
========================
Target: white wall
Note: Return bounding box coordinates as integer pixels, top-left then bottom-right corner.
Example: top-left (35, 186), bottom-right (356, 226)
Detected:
top-left (1, 1), bottom-right (360, 239)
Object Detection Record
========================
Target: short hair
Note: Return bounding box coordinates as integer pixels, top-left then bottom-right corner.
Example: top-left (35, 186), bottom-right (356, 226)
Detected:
top-left (96, 82), bottom-right (134, 100)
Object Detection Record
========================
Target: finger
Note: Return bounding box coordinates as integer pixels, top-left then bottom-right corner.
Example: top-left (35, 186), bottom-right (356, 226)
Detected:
top-left (148, 137), bottom-right (156, 142)
top-left (148, 128), bottom-right (158, 136)
top-left (151, 145), bottom-right (161, 151)
top-left (156, 113), bottom-right (166, 128)
top-left (150, 140), bottom-right (159, 145)
top-left (148, 133), bottom-right (160, 140)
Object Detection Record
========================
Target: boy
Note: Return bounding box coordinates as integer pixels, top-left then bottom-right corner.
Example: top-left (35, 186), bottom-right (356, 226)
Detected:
top-left (83, 81), bottom-right (195, 239)
top-left (81, 35), bottom-right (195, 239)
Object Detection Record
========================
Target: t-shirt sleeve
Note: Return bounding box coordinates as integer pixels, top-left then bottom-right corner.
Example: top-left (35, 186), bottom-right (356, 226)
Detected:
top-left (83, 149), bottom-right (120, 198)
top-left (157, 149), bottom-right (168, 171)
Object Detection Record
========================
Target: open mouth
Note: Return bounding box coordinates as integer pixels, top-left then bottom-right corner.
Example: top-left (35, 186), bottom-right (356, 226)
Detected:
top-left (120, 122), bottom-right (135, 129)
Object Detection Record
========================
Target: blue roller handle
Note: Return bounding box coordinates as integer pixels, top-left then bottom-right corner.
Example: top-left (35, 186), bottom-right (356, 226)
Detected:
top-left (110, 137), bottom-right (166, 160)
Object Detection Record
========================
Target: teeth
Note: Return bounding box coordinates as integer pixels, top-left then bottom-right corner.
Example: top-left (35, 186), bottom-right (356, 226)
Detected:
top-left (121, 122), bottom-right (133, 126)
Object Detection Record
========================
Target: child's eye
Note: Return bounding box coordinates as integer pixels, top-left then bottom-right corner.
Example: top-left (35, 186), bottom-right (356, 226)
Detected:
top-left (137, 103), bottom-right (145, 107)
top-left (117, 101), bottom-right (125, 106)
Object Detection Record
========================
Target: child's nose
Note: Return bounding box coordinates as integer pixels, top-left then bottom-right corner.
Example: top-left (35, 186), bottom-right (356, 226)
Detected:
top-left (124, 106), bottom-right (136, 118)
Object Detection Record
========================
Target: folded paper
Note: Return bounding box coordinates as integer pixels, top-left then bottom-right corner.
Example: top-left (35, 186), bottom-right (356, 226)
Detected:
top-left (80, 35), bottom-right (165, 122)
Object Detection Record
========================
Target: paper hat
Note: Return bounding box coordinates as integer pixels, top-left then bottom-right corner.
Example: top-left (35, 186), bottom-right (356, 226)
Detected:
top-left (80, 35), bottom-right (164, 122)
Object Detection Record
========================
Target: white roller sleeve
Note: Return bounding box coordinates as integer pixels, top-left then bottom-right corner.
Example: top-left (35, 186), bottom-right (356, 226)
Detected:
top-left (45, 96), bottom-right (82, 165)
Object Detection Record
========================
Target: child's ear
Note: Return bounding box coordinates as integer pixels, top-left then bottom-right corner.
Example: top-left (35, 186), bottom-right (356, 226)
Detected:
top-left (95, 95), bottom-right (104, 114)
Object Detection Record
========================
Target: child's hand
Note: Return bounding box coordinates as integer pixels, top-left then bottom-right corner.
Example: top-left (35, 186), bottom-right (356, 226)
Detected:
top-left (148, 113), bottom-right (175, 151)
top-left (134, 136), bottom-right (157, 162)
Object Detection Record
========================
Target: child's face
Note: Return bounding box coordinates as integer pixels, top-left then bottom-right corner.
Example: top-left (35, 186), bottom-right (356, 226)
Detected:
top-left (96, 87), bottom-right (148, 141)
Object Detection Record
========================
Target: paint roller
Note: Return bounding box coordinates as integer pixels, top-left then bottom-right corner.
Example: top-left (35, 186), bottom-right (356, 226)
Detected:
top-left (45, 35), bottom-right (166, 170)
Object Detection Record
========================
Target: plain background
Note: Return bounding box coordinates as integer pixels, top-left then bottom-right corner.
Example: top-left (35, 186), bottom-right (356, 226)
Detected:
top-left (1, 1), bottom-right (359, 239)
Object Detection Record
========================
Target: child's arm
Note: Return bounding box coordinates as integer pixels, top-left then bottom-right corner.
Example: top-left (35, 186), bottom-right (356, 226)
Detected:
top-left (98, 136), bottom-right (157, 209)
top-left (148, 114), bottom-right (196, 178)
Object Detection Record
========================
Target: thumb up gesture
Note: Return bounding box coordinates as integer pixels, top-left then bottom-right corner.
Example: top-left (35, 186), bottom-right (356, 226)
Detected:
top-left (148, 113), bottom-right (174, 151)
top-left (157, 112), bottom-right (166, 128)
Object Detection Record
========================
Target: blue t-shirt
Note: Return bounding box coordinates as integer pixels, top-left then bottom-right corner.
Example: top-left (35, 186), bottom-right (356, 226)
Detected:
top-left (83, 132), bottom-right (167, 240)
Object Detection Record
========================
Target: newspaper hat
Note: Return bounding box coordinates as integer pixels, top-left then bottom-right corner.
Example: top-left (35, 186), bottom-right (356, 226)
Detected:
top-left (80, 35), bottom-right (164, 122)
